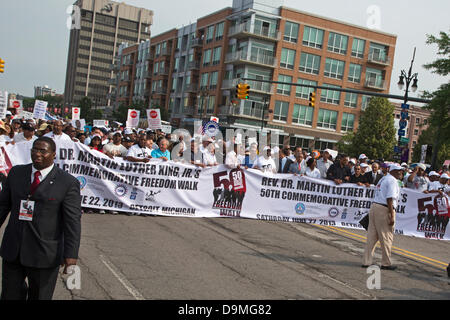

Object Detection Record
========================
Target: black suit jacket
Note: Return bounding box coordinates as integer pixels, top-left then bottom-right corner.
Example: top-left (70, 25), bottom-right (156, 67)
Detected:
top-left (365, 171), bottom-right (383, 185)
top-left (0, 164), bottom-right (82, 268)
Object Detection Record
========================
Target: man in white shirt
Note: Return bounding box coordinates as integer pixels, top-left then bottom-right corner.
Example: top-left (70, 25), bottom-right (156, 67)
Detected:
top-left (253, 146), bottom-right (277, 174)
top-left (405, 163), bottom-right (429, 192)
top-left (363, 164), bottom-right (403, 270)
top-left (125, 134), bottom-right (152, 163)
top-left (44, 120), bottom-right (72, 143)
top-left (13, 122), bottom-right (37, 144)
top-left (225, 143), bottom-right (240, 169)
top-left (103, 132), bottom-right (128, 158)
top-left (316, 149), bottom-right (333, 178)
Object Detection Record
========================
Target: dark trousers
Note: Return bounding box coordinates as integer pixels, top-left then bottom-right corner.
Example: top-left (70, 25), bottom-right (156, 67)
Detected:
top-left (1, 259), bottom-right (59, 300)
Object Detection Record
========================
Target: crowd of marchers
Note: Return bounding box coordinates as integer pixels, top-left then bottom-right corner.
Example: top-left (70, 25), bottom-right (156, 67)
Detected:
top-left (0, 113), bottom-right (448, 216)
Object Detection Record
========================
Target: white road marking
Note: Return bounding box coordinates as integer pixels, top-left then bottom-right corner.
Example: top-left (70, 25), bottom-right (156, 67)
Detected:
top-left (99, 254), bottom-right (145, 300)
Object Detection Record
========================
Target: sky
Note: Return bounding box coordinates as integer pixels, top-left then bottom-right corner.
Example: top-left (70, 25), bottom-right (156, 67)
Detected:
top-left (0, 0), bottom-right (449, 102)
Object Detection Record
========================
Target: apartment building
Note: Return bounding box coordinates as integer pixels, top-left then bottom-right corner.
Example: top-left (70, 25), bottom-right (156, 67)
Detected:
top-left (110, 0), bottom-right (397, 151)
top-left (64, 0), bottom-right (153, 108)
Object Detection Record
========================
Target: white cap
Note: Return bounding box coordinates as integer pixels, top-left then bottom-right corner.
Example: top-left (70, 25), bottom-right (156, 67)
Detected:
top-left (263, 146), bottom-right (271, 151)
top-left (429, 171), bottom-right (440, 177)
top-left (360, 163), bottom-right (369, 168)
top-left (349, 159), bottom-right (356, 165)
top-left (401, 162), bottom-right (408, 167)
top-left (417, 163), bottom-right (426, 171)
top-left (389, 164), bottom-right (403, 172)
top-left (6, 111), bottom-right (12, 116)
top-left (272, 146), bottom-right (280, 153)
top-left (323, 148), bottom-right (332, 154)
top-left (124, 128), bottom-right (133, 135)
top-left (202, 136), bottom-right (213, 143)
top-left (359, 154), bottom-right (367, 160)
top-left (440, 173), bottom-right (449, 179)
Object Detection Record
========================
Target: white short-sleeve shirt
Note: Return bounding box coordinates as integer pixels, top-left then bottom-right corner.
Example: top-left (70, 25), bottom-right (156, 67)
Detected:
top-left (373, 173), bottom-right (400, 208)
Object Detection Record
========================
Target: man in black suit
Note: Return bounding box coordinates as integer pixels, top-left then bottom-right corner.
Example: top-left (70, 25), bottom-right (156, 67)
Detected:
top-left (0, 137), bottom-right (82, 300)
top-left (365, 162), bottom-right (383, 185)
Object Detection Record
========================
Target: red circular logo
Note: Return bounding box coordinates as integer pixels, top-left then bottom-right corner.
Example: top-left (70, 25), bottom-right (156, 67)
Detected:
top-left (73, 108), bottom-right (79, 113)
top-left (130, 111), bottom-right (137, 118)
top-left (12, 101), bottom-right (20, 108)
top-left (150, 110), bottom-right (158, 118)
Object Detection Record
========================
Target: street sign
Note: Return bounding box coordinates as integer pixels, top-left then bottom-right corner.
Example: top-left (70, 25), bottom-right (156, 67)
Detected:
top-left (397, 129), bottom-right (406, 137)
top-left (399, 119), bottom-right (407, 129)
top-left (401, 103), bottom-right (410, 110)
top-left (401, 111), bottom-right (408, 119)
top-left (399, 137), bottom-right (409, 144)
top-left (394, 146), bottom-right (402, 153)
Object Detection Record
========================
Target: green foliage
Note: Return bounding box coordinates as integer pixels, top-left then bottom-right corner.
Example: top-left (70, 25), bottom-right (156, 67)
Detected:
top-left (337, 97), bottom-right (396, 160)
top-left (423, 30), bottom-right (450, 76)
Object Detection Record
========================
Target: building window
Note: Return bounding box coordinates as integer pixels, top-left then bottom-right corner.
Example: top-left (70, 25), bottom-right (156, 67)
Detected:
top-left (320, 84), bottom-right (341, 105)
top-left (215, 22), bottom-right (224, 41)
top-left (324, 58), bottom-right (345, 80)
top-left (292, 104), bottom-right (313, 126)
top-left (299, 52), bottom-right (320, 75)
top-left (277, 75), bottom-right (293, 96)
top-left (341, 113), bottom-right (355, 132)
top-left (295, 78), bottom-right (317, 100)
top-left (317, 109), bottom-right (338, 130)
top-left (365, 67), bottom-right (384, 89)
top-left (206, 25), bottom-right (214, 43)
top-left (202, 49), bottom-right (211, 66)
top-left (414, 129), bottom-right (419, 135)
top-left (369, 42), bottom-right (388, 63)
top-left (328, 32), bottom-right (348, 55)
top-left (315, 141), bottom-right (335, 151)
top-left (273, 101), bottom-right (289, 122)
top-left (423, 119), bottom-right (427, 125)
top-left (209, 71), bottom-right (218, 90)
top-left (348, 63), bottom-right (362, 83)
top-left (361, 95), bottom-right (371, 111)
top-left (280, 48), bottom-right (296, 69)
top-left (351, 38), bottom-right (365, 58)
top-left (290, 137), bottom-right (311, 150)
top-left (200, 73), bottom-right (209, 89)
top-left (212, 46), bottom-right (222, 65)
top-left (413, 141), bottom-right (417, 147)
top-left (415, 118), bottom-right (420, 124)
top-left (283, 21), bottom-right (299, 43)
top-left (302, 26), bottom-right (324, 49)
top-left (344, 92), bottom-right (358, 108)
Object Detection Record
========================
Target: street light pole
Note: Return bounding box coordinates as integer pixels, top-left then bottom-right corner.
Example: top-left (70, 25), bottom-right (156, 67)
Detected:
top-left (396, 47), bottom-right (418, 163)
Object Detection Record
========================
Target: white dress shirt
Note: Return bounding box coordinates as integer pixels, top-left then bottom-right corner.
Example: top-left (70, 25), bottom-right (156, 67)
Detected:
top-left (31, 163), bottom-right (55, 184)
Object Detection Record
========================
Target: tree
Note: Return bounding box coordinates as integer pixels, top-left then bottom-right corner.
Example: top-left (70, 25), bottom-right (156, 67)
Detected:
top-left (78, 97), bottom-right (103, 124)
top-left (338, 97), bottom-right (396, 160)
top-left (418, 30), bottom-right (450, 169)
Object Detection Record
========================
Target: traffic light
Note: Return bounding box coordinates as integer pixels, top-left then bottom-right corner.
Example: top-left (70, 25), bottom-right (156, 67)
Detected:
top-left (0, 59), bottom-right (4, 73)
top-left (309, 91), bottom-right (316, 107)
top-left (236, 83), bottom-right (250, 100)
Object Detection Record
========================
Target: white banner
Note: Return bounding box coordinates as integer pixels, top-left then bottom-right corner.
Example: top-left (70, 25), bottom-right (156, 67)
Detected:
top-left (93, 120), bottom-right (109, 127)
top-left (33, 100), bottom-right (48, 120)
top-left (126, 109), bottom-right (140, 128)
top-left (147, 109), bottom-right (161, 130)
top-left (2, 140), bottom-right (449, 241)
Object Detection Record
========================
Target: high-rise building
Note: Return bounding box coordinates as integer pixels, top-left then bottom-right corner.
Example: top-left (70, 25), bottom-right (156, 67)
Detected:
top-left (34, 85), bottom-right (57, 97)
top-left (64, 0), bottom-right (153, 109)
top-left (110, 0), bottom-right (398, 151)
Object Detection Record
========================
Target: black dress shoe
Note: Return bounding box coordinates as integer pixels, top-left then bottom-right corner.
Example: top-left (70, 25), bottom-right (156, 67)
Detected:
top-left (381, 265), bottom-right (397, 270)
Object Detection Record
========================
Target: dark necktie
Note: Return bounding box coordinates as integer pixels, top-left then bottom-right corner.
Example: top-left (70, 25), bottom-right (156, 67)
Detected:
top-left (30, 171), bottom-right (41, 194)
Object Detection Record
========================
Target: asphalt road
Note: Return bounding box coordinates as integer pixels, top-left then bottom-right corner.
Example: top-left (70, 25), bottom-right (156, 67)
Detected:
top-left (1, 213), bottom-right (449, 300)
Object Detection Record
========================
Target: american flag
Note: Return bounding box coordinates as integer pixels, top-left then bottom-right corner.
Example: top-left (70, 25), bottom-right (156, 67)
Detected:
top-left (195, 120), bottom-right (209, 135)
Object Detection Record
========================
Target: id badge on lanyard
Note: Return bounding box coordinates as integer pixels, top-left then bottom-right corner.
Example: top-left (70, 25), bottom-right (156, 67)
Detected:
top-left (19, 196), bottom-right (35, 221)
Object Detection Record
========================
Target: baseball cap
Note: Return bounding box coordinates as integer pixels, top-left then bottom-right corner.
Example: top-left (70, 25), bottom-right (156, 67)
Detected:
top-left (349, 159), bottom-right (356, 165)
top-left (123, 136), bottom-right (133, 143)
top-left (417, 163), bottom-right (426, 171)
top-left (389, 164), bottom-right (403, 172)
top-left (440, 173), bottom-right (449, 179)
top-left (0, 121), bottom-right (10, 134)
top-left (38, 123), bottom-right (49, 131)
top-left (124, 128), bottom-right (133, 135)
top-left (401, 162), bottom-right (408, 167)
top-left (5, 111), bottom-right (12, 117)
top-left (360, 163), bottom-right (369, 168)
top-left (359, 154), bottom-right (367, 160)
top-left (429, 171), bottom-right (440, 177)
top-left (263, 146), bottom-right (271, 151)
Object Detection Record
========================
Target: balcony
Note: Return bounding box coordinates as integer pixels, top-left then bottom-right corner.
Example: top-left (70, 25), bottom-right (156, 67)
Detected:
top-left (152, 86), bottom-right (168, 95)
top-left (187, 60), bottom-right (200, 70)
top-left (190, 38), bottom-right (203, 48)
top-left (367, 51), bottom-right (390, 66)
top-left (218, 105), bottom-right (264, 120)
top-left (185, 83), bottom-right (198, 92)
top-left (364, 77), bottom-right (386, 90)
top-left (225, 50), bottom-right (277, 68)
top-left (228, 23), bottom-right (280, 42)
